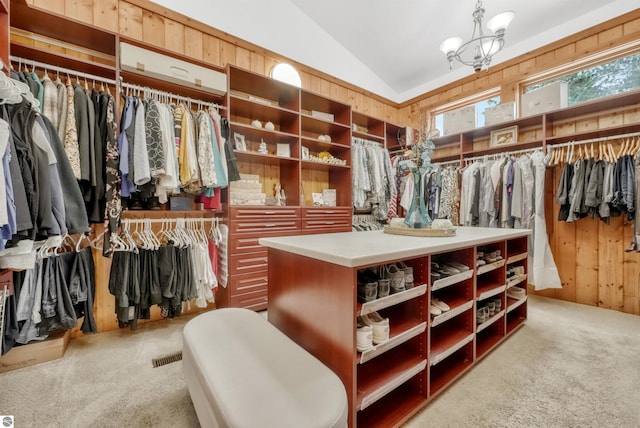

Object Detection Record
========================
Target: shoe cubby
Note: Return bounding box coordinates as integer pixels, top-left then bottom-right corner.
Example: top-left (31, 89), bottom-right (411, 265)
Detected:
top-left (357, 382), bottom-right (427, 428)
top-left (359, 297), bottom-right (428, 365)
top-left (476, 265), bottom-right (506, 301)
top-left (476, 310), bottom-right (506, 359)
top-left (430, 279), bottom-right (474, 328)
top-left (429, 308), bottom-right (474, 367)
top-left (429, 341), bottom-right (474, 397)
top-left (506, 297), bottom-right (527, 335)
top-left (506, 237), bottom-right (528, 290)
top-left (430, 248), bottom-right (474, 291)
top-left (476, 242), bottom-right (507, 275)
top-left (356, 344), bottom-right (427, 411)
top-left (506, 236), bottom-right (528, 264)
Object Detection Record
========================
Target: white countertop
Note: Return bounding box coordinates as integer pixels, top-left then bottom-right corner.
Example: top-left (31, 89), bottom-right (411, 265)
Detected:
top-left (259, 227), bottom-right (531, 268)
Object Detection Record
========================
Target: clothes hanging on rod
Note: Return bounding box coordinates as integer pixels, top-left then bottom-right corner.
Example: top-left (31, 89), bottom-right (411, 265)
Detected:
top-left (352, 137), bottom-right (394, 220)
top-left (552, 137), bottom-right (637, 226)
top-left (458, 149), bottom-right (561, 290)
top-left (0, 64), bottom-right (91, 258)
top-left (1, 236), bottom-right (97, 356)
top-left (116, 85), bottom-right (235, 206)
top-left (107, 217), bottom-right (221, 331)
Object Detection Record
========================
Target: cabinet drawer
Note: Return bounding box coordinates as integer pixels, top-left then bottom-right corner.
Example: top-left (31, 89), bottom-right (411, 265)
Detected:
top-left (230, 219), bottom-right (300, 234)
top-left (229, 252), bottom-right (268, 275)
top-left (229, 289), bottom-right (268, 311)
top-left (302, 206), bottom-right (352, 218)
top-left (227, 270), bottom-right (268, 294)
top-left (229, 230), bottom-right (301, 254)
top-left (303, 226), bottom-right (352, 235)
top-left (302, 218), bottom-right (352, 231)
top-left (230, 206), bottom-right (300, 219)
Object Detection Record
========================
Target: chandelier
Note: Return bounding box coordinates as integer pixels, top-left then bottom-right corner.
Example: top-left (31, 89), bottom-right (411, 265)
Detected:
top-left (439, 1), bottom-right (515, 72)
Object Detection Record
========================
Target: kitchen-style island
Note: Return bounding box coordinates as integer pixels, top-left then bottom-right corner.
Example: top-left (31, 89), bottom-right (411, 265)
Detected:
top-left (260, 227), bottom-right (531, 428)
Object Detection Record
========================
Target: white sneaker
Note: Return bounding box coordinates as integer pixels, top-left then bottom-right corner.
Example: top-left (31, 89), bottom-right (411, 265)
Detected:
top-left (430, 304), bottom-right (442, 317)
top-left (362, 312), bottom-right (390, 344)
top-left (357, 321), bottom-right (374, 352)
top-left (432, 298), bottom-right (450, 312)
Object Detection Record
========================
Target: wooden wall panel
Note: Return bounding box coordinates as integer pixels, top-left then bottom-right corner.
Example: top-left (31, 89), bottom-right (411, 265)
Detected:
top-left (142, 9), bottom-right (165, 47)
top-left (94, 0), bottom-right (119, 33)
top-left (119, 2), bottom-right (143, 40)
top-left (574, 218), bottom-right (599, 306)
top-left (184, 27), bottom-right (203, 61)
top-left (64, 0), bottom-right (93, 23)
top-left (202, 33), bottom-right (220, 66)
top-left (163, 19), bottom-right (185, 55)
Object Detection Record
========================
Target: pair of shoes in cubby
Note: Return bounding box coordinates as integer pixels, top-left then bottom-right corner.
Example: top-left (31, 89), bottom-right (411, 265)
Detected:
top-left (507, 287), bottom-right (526, 300)
top-left (379, 264), bottom-right (406, 294)
top-left (507, 266), bottom-right (525, 279)
top-left (477, 249), bottom-right (503, 266)
top-left (477, 297), bottom-right (502, 324)
top-left (431, 261), bottom-right (469, 279)
top-left (430, 298), bottom-right (450, 317)
top-left (357, 269), bottom-right (390, 303)
top-left (358, 312), bottom-right (390, 345)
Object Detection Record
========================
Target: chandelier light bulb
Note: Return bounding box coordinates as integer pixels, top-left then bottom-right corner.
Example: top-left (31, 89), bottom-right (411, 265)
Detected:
top-left (486, 11), bottom-right (515, 34)
top-left (439, 1), bottom-right (515, 72)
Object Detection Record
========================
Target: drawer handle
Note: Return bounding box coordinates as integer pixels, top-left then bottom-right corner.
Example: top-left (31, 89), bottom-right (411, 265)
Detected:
top-left (265, 223), bottom-right (277, 227)
top-left (325, 222), bottom-right (335, 225)
top-left (264, 211), bottom-right (276, 214)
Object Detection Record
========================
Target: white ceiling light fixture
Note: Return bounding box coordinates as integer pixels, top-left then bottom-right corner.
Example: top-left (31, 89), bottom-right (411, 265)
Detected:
top-left (440, 1), bottom-right (515, 72)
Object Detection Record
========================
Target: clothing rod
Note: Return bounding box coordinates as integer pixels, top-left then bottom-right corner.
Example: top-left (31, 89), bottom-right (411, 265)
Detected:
top-left (547, 131), bottom-right (640, 150)
top-left (464, 146), bottom-right (542, 163)
top-left (432, 159), bottom-right (461, 167)
top-left (121, 81), bottom-right (226, 110)
top-left (10, 55), bottom-right (117, 86)
top-left (122, 217), bottom-right (220, 225)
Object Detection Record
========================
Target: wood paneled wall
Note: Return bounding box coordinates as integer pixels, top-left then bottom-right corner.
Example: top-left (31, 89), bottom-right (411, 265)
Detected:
top-left (399, 9), bottom-right (640, 315)
top-left (25, 0), bottom-right (402, 125)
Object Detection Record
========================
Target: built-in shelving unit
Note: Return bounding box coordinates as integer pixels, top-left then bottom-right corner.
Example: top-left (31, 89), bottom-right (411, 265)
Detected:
top-left (432, 89), bottom-right (640, 163)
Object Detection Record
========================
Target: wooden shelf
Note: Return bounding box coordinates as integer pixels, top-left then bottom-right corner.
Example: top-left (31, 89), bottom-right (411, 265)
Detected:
top-left (357, 383), bottom-right (427, 428)
top-left (359, 284), bottom-right (427, 316)
top-left (357, 349), bottom-right (427, 411)
top-left (234, 150), bottom-right (299, 165)
top-left (431, 269), bottom-right (473, 291)
top-left (506, 252), bottom-right (528, 264)
top-left (507, 274), bottom-right (528, 289)
top-left (11, 42), bottom-right (116, 80)
top-left (543, 88), bottom-right (640, 121)
top-left (430, 299), bottom-right (473, 328)
top-left (429, 344), bottom-right (473, 397)
top-left (477, 258), bottom-right (505, 275)
top-left (359, 321), bottom-right (427, 364)
top-left (476, 329), bottom-right (504, 358)
top-left (430, 330), bottom-right (474, 366)
top-left (477, 283), bottom-right (506, 301)
top-left (476, 309), bottom-right (506, 333)
top-left (507, 295), bottom-right (528, 313)
top-left (545, 123), bottom-right (640, 146)
top-left (10, 1), bottom-right (116, 55)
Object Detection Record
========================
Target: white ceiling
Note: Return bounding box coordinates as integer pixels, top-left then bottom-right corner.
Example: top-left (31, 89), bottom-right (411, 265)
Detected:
top-left (149, 0), bottom-right (640, 104)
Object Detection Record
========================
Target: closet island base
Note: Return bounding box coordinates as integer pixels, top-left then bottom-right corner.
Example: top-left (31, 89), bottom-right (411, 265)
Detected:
top-left (260, 226), bottom-right (531, 428)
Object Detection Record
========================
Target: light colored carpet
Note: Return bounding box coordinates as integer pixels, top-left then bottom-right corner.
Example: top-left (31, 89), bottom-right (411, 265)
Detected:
top-left (1, 296), bottom-right (639, 427)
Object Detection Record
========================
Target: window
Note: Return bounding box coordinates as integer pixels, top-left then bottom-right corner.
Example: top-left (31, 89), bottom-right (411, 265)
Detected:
top-left (524, 52), bottom-right (640, 105)
top-left (270, 63), bottom-right (302, 88)
top-left (433, 95), bottom-right (500, 136)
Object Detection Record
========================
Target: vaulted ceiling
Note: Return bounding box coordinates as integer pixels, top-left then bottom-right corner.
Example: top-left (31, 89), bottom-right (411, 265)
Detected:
top-left (149, 0), bottom-right (640, 103)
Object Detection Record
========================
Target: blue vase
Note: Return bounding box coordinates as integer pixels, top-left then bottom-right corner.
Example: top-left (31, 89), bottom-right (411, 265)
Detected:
top-left (404, 171), bottom-right (431, 228)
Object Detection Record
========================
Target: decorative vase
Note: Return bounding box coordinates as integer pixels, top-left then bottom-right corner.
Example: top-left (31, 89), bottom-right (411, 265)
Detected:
top-left (404, 171), bottom-right (431, 228)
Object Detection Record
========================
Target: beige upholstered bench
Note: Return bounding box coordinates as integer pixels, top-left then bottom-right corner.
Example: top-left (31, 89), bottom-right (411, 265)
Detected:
top-left (182, 308), bottom-right (348, 428)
